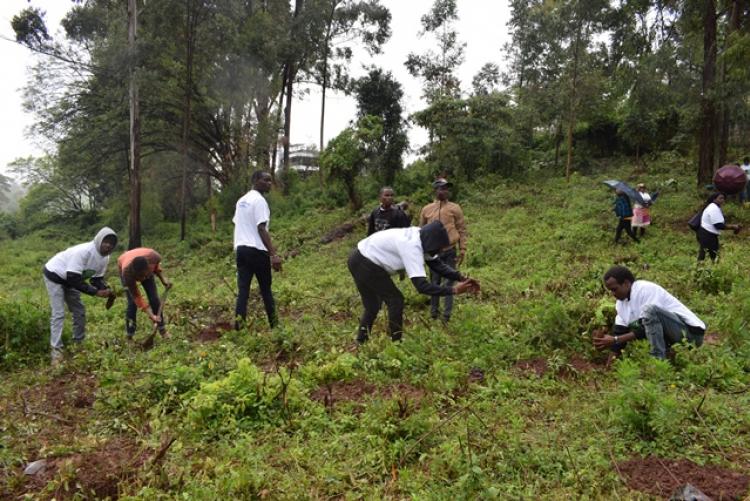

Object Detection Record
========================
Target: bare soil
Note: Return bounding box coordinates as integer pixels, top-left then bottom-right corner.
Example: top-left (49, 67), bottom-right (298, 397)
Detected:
top-left (310, 379), bottom-right (425, 410)
top-left (6, 436), bottom-right (150, 500)
top-left (194, 321), bottom-right (233, 342)
top-left (618, 456), bottom-right (750, 500)
top-left (512, 357), bottom-right (549, 377)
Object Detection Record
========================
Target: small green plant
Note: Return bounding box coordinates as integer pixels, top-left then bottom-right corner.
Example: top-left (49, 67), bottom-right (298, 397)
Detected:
top-left (0, 297), bottom-right (48, 370)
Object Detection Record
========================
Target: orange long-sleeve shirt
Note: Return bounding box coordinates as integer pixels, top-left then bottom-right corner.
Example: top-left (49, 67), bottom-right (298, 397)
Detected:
top-left (118, 248), bottom-right (162, 311)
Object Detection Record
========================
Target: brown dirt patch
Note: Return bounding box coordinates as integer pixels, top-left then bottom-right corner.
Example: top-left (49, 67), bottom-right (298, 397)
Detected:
top-left (310, 380), bottom-right (425, 410)
top-left (320, 219), bottom-right (363, 244)
top-left (512, 357), bottom-right (548, 377)
top-left (704, 331), bottom-right (721, 346)
top-left (8, 436), bottom-right (150, 500)
top-left (618, 456), bottom-right (750, 500)
top-left (558, 354), bottom-right (610, 378)
top-left (194, 321), bottom-right (233, 342)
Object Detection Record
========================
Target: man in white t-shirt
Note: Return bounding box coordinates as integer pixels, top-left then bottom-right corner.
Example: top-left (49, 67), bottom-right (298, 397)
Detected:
top-left (43, 227), bottom-right (117, 363)
top-left (233, 171), bottom-right (282, 329)
top-left (594, 266), bottom-right (705, 359)
top-left (348, 221), bottom-right (479, 343)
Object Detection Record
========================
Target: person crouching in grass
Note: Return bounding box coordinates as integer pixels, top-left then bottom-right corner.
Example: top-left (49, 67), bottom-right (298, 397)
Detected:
top-left (594, 265), bottom-right (705, 360)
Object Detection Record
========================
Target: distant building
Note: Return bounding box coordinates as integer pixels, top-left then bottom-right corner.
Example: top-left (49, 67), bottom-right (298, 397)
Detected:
top-left (288, 144), bottom-right (319, 175)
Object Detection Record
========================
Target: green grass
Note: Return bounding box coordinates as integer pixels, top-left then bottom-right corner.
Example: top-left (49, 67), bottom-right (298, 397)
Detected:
top-left (1, 159), bottom-right (750, 499)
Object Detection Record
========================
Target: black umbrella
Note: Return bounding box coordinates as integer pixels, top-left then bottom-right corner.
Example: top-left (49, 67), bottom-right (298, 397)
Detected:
top-left (603, 179), bottom-right (648, 206)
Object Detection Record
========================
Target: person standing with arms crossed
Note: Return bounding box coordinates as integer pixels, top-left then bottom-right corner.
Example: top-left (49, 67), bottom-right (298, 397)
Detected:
top-left (233, 171), bottom-right (282, 329)
top-left (419, 178), bottom-right (468, 323)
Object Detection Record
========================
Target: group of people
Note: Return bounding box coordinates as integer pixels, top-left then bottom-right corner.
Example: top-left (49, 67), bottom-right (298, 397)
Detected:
top-left (612, 183), bottom-right (652, 244)
top-left (613, 180), bottom-right (744, 262)
top-left (43, 229), bottom-right (171, 364)
top-left (43, 170), bottom-right (719, 365)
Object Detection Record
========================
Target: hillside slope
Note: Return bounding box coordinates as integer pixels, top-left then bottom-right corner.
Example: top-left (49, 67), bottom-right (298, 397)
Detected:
top-left (2, 165), bottom-right (750, 499)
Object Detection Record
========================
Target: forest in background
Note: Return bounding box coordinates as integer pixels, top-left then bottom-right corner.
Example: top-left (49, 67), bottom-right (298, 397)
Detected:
top-left (0, 0), bottom-right (749, 244)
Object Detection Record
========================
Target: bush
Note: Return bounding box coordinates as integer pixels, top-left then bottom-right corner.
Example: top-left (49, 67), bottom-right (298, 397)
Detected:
top-left (0, 298), bottom-right (48, 370)
top-left (187, 358), bottom-right (308, 436)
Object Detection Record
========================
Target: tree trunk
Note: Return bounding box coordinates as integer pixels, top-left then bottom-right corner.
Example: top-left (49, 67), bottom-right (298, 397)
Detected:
top-left (698, 0), bottom-right (717, 186)
top-left (127, 0), bottom-right (142, 250)
top-left (179, 0), bottom-right (196, 242)
top-left (565, 23), bottom-right (582, 183)
top-left (717, 0), bottom-right (742, 168)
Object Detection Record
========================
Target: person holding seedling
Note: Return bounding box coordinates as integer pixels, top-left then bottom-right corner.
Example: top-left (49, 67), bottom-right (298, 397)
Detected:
top-left (118, 247), bottom-right (171, 339)
top-left (419, 178), bottom-right (468, 323)
top-left (233, 170), bottom-right (282, 329)
top-left (42, 227), bottom-right (117, 364)
top-left (594, 266), bottom-right (705, 360)
top-left (367, 186), bottom-right (411, 236)
top-left (348, 220), bottom-right (480, 344)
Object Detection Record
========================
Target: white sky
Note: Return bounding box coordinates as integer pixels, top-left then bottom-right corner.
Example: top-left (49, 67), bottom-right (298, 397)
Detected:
top-left (0, 0), bottom-right (511, 179)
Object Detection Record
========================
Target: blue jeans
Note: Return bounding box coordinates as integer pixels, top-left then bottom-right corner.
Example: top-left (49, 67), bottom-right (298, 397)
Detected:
top-left (430, 248), bottom-right (457, 320)
top-left (641, 304), bottom-right (704, 359)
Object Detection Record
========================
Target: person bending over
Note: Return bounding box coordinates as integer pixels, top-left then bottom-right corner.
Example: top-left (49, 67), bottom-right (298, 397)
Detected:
top-left (118, 247), bottom-right (171, 338)
top-left (348, 221), bottom-right (479, 344)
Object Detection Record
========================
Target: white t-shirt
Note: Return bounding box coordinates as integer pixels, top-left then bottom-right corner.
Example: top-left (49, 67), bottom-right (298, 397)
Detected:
top-left (233, 190), bottom-right (270, 250)
top-left (615, 280), bottom-right (705, 330)
top-left (741, 163), bottom-right (750, 177)
top-left (357, 227), bottom-right (427, 278)
top-left (45, 242), bottom-right (109, 280)
top-left (700, 202), bottom-right (724, 235)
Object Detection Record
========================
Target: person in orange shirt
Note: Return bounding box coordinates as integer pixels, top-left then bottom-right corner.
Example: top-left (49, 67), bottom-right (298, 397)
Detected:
top-left (118, 248), bottom-right (172, 338)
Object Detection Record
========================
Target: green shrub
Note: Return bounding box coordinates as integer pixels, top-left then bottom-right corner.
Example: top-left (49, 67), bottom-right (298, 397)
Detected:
top-left (0, 298), bottom-right (48, 370)
top-left (187, 358), bottom-right (308, 436)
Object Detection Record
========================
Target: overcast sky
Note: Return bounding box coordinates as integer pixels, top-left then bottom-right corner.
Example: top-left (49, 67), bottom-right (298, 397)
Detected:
top-left (0, 0), bottom-right (511, 179)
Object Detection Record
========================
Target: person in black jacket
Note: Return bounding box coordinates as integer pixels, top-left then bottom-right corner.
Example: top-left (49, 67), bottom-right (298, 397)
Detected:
top-left (348, 221), bottom-right (479, 343)
top-left (367, 186), bottom-right (411, 235)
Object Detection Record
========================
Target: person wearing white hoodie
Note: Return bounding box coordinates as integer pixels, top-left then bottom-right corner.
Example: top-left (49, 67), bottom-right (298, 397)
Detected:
top-left (42, 227), bottom-right (117, 363)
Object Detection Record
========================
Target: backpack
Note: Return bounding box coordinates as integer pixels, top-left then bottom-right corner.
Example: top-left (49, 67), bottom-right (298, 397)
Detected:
top-left (688, 211), bottom-right (702, 232)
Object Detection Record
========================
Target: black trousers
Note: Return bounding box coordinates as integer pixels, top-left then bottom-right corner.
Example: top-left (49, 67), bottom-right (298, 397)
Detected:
top-left (235, 245), bottom-right (277, 328)
top-left (697, 228), bottom-right (719, 262)
top-left (124, 276), bottom-right (164, 336)
top-left (348, 249), bottom-right (404, 341)
top-left (615, 218), bottom-right (639, 242)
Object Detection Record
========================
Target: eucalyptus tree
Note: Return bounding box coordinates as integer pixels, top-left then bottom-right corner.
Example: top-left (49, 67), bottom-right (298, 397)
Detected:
top-left (314, 0), bottom-right (390, 156)
top-left (405, 0), bottom-right (465, 103)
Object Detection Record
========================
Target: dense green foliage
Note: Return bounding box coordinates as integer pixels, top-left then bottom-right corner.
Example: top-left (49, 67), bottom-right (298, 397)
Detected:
top-left (2, 160), bottom-right (750, 498)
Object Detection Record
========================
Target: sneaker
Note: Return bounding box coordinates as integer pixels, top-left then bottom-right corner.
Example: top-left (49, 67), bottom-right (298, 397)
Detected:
top-left (356, 327), bottom-right (369, 344)
top-left (51, 349), bottom-right (64, 366)
top-left (390, 332), bottom-right (403, 342)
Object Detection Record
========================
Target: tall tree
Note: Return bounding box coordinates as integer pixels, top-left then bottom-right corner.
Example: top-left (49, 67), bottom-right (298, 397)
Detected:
top-left (353, 67), bottom-right (408, 185)
top-left (127, 0), bottom-right (142, 249)
top-left (315, 0), bottom-right (390, 156)
top-left (405, 0), bottom-right (465, 103)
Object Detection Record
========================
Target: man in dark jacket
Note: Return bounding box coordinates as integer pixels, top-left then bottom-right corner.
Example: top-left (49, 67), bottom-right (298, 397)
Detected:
top-left (367, 186), bottom-right (411, 236)
top-left (348, 221), bottom-right (479, 343)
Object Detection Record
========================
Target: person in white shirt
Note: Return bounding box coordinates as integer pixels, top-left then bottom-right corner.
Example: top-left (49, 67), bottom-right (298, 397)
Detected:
top-left (233, 171), bottom-right (282, 329)
top-left (594, 266), bottom-right (705, 359)
top-left (631, 183), bottom-right (652, 238)
top-left (740, 157), bottom-right (750, 203)
top-left (348, 221), bottom-right (479, 343)
top-left (42, 227), bottom-right (117, 363)
top-left (697, 192), bottom-right (741, 261)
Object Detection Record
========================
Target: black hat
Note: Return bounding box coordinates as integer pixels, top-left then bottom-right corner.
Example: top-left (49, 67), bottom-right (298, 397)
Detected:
top-left (420, 221), bottom-right (450, 255)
